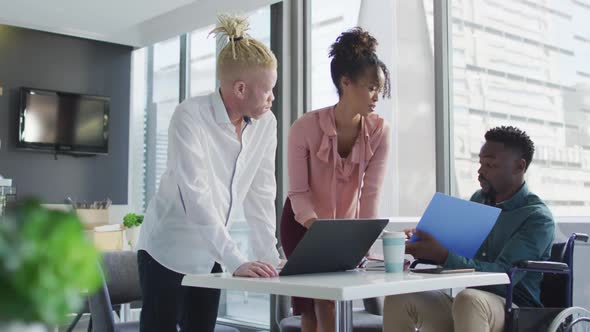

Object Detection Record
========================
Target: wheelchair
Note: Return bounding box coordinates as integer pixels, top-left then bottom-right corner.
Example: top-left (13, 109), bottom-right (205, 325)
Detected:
top-left (505, 233), bottom-right (590, 332)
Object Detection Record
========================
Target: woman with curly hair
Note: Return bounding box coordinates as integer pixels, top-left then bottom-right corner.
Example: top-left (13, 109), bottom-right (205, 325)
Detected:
top-left (281, 27), bottom-right (392, 331)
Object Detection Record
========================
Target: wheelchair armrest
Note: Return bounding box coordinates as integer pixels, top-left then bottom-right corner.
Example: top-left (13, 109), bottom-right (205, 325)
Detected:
top-left (505, 261), bottom-right (570, 313)
top-left (514, 260), bottom-right (569, 272)
top-left (574, 233), bottom-right (589, 243)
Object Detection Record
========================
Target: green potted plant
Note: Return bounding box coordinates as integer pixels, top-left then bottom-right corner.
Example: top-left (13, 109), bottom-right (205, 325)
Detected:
top-left (122, 213), bottom-right (144, 249)
top-left (0, 200), bottom-right (102, 332)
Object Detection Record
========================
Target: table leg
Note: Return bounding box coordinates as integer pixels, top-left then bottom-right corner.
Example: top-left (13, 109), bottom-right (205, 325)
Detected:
top-left (335, 300), bottom-right (353, 332)
top-left (120, 303), bottom-right (131, 322)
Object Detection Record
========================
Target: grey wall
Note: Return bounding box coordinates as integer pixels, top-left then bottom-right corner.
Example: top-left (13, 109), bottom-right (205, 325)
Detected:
top-left (0, 25), bottom-right (132, 204)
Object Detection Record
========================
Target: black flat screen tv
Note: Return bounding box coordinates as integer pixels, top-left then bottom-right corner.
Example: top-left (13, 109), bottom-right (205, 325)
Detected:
top-left (17, 87), bottom-right (110, 155)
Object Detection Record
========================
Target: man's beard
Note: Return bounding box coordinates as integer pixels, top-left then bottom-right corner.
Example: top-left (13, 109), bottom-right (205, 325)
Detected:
top-left (479, 175), bottom-right (497, 206)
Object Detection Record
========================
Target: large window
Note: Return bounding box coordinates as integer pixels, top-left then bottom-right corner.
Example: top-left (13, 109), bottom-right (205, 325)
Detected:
top-left (311, 0), bottom-right (437, 216)
top-left (151, 37), bottom-right (180, 197)
top-left (449, 0), bottom-right (590, 216)
top-left (310, 0), bottom-right (590, 216)
top-left (128, 48), bottom-right (147, 213)
top-left (189, 24), bottom-right (216, 97)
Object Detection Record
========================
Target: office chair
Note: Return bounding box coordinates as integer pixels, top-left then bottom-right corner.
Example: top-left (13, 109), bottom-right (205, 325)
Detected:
top-left (87, 251), bottom-right (238, 332)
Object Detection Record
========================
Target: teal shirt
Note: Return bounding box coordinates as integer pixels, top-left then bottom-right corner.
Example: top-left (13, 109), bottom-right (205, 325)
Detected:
top-left (443, 183), bottom-right (555, 307)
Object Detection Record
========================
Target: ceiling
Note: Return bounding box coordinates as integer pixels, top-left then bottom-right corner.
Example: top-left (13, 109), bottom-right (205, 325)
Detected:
top-left (0, 0), bottom-right (279, 47)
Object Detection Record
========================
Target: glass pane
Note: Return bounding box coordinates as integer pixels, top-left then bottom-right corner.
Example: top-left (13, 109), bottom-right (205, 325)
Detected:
top-left (190, 25), bottom-right (216, 96)
top-left (450, 0), bottom-right (590, 216)
top-left (152, 36), bottom-right (180, 192)
top-left (130, 48), bottom-right (148, 212)
top-left (311, 0), bottom-right (436, 216)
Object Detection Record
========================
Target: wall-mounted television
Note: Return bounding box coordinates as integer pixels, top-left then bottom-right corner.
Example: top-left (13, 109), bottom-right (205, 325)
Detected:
top-left (17, 87), bottom-right (110, 155)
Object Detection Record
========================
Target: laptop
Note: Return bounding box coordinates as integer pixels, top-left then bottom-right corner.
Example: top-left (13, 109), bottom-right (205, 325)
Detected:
top-left (279, 219), bottom-right (389, 276)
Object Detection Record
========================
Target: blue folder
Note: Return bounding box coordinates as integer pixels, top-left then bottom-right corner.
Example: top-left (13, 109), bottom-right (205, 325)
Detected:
top-left (409, 192), bottom-right (501, 259)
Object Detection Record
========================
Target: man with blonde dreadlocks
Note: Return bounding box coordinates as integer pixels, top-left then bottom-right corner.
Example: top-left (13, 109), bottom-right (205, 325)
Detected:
top-left (136, 14), bottom-right (281, 332)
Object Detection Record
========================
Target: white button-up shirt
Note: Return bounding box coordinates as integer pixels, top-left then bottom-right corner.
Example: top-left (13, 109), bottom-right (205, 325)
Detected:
top-left (137, 90), bottom-right (280, 275)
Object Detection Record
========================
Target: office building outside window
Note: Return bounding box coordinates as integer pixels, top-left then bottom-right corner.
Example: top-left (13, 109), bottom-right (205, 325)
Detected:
top-left (448, 0), bottom-right (590, 216)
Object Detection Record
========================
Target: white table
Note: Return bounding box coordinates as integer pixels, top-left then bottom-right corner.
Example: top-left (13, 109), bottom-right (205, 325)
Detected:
top-left (182, 270), bottom-right (509, 332)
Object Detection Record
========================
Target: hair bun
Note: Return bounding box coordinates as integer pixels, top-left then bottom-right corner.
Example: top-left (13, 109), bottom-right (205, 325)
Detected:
top-left (329, 27), bottom-right (378, 60)
top-left (210, 14), bottom-right (250, 43)
top-left (209, 13), bottom-right (277, 76)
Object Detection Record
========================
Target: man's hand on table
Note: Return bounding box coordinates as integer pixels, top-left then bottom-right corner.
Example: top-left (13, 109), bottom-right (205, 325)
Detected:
top-left (233, 261), bottom-right (278, 278)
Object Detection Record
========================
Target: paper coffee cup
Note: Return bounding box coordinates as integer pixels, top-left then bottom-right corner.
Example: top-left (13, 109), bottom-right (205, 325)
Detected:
top-left (382, 231), bottom-right (406, 273)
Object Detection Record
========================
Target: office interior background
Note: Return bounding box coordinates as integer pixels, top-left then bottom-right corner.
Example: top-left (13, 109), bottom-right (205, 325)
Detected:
top-left (1, 0), bottom-right (589, 330)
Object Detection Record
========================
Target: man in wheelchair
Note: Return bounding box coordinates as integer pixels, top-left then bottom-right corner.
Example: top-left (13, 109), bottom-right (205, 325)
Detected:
top-left (383, 126), bottom-right (555, 332)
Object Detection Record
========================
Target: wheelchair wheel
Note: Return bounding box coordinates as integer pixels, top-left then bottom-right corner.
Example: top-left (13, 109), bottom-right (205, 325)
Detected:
top-left (547, 307), bottom-right (590, 332)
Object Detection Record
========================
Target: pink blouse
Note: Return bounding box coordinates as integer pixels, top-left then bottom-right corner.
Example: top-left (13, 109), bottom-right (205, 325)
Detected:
top-left (287, 105), bottom-right (391, 225)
